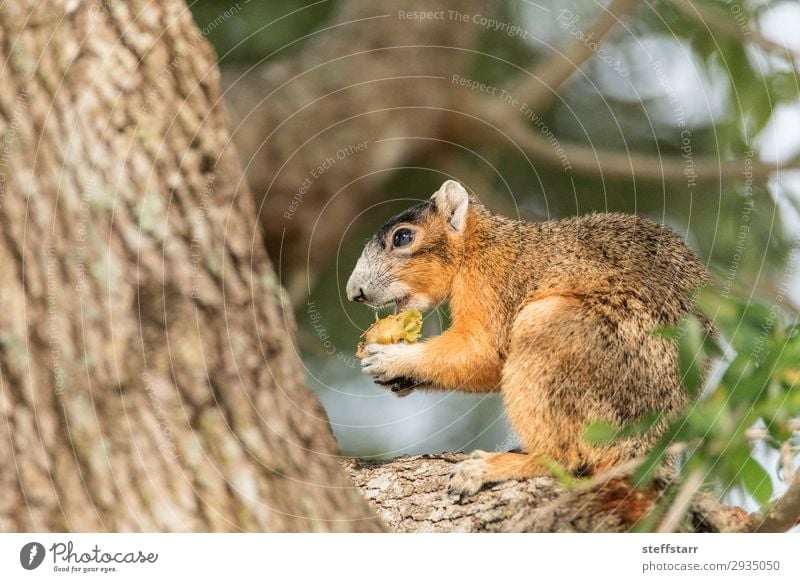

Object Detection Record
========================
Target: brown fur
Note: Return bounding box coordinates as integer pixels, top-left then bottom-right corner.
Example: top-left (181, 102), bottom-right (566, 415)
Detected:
top-left (353, 186), bottom-right (708, 496)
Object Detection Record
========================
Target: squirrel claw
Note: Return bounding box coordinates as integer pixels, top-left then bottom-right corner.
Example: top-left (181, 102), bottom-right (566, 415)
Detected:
top-left (375, 376), bottom-right (418, 397)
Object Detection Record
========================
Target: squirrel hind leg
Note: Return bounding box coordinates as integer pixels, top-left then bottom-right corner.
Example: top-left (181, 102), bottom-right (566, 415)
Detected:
top-left (448, 451), bottom-right (549, 498)
top-left (500, 295), bottom-right (594, 470)
top-left (501, 294), bottom-right (663, 475)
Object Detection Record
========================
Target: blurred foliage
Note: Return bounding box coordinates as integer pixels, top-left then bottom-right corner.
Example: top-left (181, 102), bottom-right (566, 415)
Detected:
top-left (190, 0), bottom-right (799, 487)
top-left (190, 0), bottom-right (335, 63)
top-left (672, 290), bottom-right (798, 509)
top-left (588, 288), bottom-right (799, 513)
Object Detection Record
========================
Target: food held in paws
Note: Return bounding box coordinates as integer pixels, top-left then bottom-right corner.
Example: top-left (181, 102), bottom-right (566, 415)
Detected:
top-left (355, 310), bottom-right (423, 359)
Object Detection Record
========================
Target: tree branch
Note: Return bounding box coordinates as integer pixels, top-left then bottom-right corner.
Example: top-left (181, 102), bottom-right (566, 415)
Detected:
top-left (745, 420), bottom-right (800, 440)
top-left (343, 454), bottom-right (756, 533)
top-left (455, 96), bottom-right (800, 183)
top-left (656, 469), bottom-right (704, 532)
top-left (501, 0), bottom-right (642, 117)
top-left (756, 471), bottom-right (800, 532)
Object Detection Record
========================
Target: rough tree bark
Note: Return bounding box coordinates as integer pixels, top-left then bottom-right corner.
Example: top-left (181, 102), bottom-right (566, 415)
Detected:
top-left (343, 455), bottom-right (759, 533)
top-left (222, 0), bottom-right (488, 301)
top-left (0, 0), bottom-right (379, 532)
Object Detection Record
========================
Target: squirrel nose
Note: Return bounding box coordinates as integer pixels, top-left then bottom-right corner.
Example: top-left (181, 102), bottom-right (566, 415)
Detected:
top-left (351, 287), bottom-right (367, 303)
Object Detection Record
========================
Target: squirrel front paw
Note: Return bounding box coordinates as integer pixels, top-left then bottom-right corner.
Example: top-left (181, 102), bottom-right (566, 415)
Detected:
top-left (361, 342), bottom-right (424, 386)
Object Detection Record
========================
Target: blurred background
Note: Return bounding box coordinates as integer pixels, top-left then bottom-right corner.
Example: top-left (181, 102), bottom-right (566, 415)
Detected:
top-left (187, 0), bottom-right (800, 482)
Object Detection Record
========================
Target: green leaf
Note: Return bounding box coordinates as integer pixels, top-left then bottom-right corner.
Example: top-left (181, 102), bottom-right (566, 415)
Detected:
top-left (584, 421), bottom-right (618, 444)
top-left (538, 456), bottom-right (579, 489)
top-left (677, 316), bottom-right (707, 396)
top-left (624, 412), bottom-right (665, 438)
top-left (632, 423), bottom-right (681, 487)
top-left (652, 325), bottom-right (681, 341)
top-left (740, 456), bottom-right (773, 507)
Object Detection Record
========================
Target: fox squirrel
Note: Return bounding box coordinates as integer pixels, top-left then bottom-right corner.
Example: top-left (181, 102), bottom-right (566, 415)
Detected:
top-left (346, 180), bottom-right (708, 497)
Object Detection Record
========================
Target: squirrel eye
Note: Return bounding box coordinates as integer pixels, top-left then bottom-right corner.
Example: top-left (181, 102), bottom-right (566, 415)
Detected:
top-left (392, 228), bottom-right (415, 249)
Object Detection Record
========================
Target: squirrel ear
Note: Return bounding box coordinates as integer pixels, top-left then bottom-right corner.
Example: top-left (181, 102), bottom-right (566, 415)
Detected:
top-left (431, 180), bottom-right (469, 232)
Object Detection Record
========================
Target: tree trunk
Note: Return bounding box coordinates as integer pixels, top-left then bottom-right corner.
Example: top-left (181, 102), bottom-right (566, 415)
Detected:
top-left (222, 0), bottom-right (488, 301)
top-left (343, 455), bottom-right (757, 533)
top-left (0, 0), bottom-right (379, 532)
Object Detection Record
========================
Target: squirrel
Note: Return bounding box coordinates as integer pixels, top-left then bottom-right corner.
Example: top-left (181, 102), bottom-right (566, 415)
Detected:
top-left (346, 180), bottom-right (708, 498)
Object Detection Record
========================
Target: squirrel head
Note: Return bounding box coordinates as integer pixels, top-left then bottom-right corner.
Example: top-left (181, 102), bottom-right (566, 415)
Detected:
top-left (346, 180), bottom-right (471, 312)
